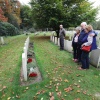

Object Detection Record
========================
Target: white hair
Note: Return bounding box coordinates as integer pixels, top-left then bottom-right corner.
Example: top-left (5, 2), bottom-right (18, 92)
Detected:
top-left (60, 24), bottom-right (63, 27)
top-left (76, 26), bottom-right (81, 31)
top-left (81, 22), bottom-right (87, 26)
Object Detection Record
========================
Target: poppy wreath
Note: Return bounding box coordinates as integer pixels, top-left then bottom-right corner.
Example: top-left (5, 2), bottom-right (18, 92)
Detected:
top-left (27, 58), bottom-right (32, 63)
top-left (29, 72), bottom-right (37, 77)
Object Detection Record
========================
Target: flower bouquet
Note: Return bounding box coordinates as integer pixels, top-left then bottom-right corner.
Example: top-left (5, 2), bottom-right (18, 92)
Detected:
top-left (28, 67), bottom-right (37, 77)
top-left (27, 58), bottom-right (32, 63)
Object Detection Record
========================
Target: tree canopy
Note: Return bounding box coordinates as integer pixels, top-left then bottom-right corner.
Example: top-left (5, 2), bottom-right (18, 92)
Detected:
top-left (20, 5), bottom-right (33, 29)
top-left (30, 0), bottom-right (98, 31)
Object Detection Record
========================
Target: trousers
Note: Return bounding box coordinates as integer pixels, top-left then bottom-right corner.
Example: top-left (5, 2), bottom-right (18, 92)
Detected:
top-left (60, 37), bottom-right (64, 50)
top-left (81, 51), bottom-right (89, 69)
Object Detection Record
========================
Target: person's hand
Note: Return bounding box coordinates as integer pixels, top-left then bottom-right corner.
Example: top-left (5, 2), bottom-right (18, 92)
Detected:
top-left (81, 44), bottom-right (85, 47)
top-left (89, 33), bottom-right (95, 37)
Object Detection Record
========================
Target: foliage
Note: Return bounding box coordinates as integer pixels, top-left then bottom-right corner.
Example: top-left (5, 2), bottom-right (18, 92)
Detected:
top-left (92, 20), bottom-right (100, 30)
top-left (28, 28), bottom-right (36, 33)
top-left (5, 13), bottom-right (20, 29)
top-left (0, 7), bottom-right (8, 22)
top-left (20, 5), bottom-right (33, 29)
top-left (30, 0), bottom-right (98, 36)
top-left (0, 22), bottom-right (20, 36)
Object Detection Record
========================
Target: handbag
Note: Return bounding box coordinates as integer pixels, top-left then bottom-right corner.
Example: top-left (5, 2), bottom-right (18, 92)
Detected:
top-left (81, 45), bottom-right (91, 52)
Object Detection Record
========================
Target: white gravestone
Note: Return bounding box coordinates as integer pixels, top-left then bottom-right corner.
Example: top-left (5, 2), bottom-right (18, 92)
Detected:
top-left (54, 37), bottom-right (57, 44)
top-left (23, 47), bottom-right (27, 62)
top-left (22, 53), bottom-right (27, 81)
top-left (22, 37), bottom-right (30, 81)
top-left (1, 37), bottom-right (4, 45)
top-left (58, 38), bottom-right (60, 46)
top-left (66, 41), bottom-right (73, 52)
top-left (52, 36), bottom-right (55, 43)
top-left (50, 35), bottom-right (52, 41)
top-left (64, 40), bottom-right (68, 50)
top-left (90, 48), bottom-right (100, 68)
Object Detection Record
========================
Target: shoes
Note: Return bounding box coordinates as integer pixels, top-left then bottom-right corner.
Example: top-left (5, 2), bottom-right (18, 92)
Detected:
top-left (78, 67), bottom-right (86, 70)
top-left (74, 59), bottom-right (78, 62)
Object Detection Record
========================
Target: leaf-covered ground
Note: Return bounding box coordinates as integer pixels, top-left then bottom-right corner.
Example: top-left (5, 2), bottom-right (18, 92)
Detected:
top-left (0, 34), bottom-right (100, 100)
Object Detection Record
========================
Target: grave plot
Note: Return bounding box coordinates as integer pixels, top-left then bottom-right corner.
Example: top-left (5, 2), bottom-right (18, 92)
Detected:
top-left (20, 37), bottom-right (42, 86)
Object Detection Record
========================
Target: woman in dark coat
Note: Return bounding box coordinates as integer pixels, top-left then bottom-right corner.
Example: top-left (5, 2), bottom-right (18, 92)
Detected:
top-left (72, 27), bottom-right (81, 62)
top-left (78, 25), bottom-right (97, 70)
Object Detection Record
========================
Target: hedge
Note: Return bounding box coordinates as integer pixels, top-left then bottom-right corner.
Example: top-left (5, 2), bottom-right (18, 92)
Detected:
top-left (0, 22), bottom-right (20, 36)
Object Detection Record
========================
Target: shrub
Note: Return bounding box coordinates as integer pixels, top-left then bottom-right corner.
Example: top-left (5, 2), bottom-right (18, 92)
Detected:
top-left (0, 22), bottom-right (20, 36)
top-left (28, 28), bottom-right (36, 33)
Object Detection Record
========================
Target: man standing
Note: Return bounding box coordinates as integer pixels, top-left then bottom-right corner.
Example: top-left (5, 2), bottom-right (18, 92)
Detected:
top-left (59, 25), bottom-right (66, 50)
top-left (77, 22), bottom-right (87, 64)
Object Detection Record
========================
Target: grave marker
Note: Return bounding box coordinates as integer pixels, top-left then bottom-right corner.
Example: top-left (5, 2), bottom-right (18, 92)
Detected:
top-left (66, 40), bottom-right (73, 52)
top-left (22, 53), bottom-right (27, 81)
top-left (22, 37), bottom-right (30, 81)
top-left (64, 40), bottom-right (68, 50)
top-left (90, 48), bottom-right (100, 68)
top-left (0, 37), bottom-right (4, 45)
top-left (52, 36), bottom-right (55, 43)
top-left (54, 37), bottom-right (57, 44)
top-left (58, 38), bottom-right (60, 46)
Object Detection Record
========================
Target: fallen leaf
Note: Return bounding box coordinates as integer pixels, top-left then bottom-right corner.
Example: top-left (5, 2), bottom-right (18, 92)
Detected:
top-left (64, 86), bottom-right (73, 92)
top-left (7, 97), bottom-right (11, 100)
top-left (26, 87), bottom-right (29, 90)
top-left (77, 90), bottom-right (81, 93)
top-left (3, 86), bottom-right (7, 89)
top-left (64, 79), bottom-right (69, 83)
top-left (50, 96), bottom-right (54, 100)
top-left (57, 91), bottom-right (61, 97)
top-left (49, 92), bottom-right (53, 97)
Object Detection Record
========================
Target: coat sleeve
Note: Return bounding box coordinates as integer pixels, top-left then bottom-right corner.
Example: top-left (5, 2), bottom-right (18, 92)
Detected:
top-left (63, 29), bottom-right (66, 37)
top-left (83, 35), bottom-right (93, 46)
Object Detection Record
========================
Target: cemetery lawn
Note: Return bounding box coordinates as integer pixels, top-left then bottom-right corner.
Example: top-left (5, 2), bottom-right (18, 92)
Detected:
top-left (0, 34), bottom-right (100, 100)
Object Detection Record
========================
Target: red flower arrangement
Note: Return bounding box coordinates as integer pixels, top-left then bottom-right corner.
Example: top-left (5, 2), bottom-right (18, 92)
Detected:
top-left (29, 72), bottom-right (37, 77)
top-left (27, 58), bottom-right (32, 63)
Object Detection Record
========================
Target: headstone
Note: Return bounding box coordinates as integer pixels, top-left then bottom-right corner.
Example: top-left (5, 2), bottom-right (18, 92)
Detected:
top-left (98, 36), bottom-right (100, 48)
top-left (22, 37), bottom-right (30, 81)
top-left (58, 38), bottom-right (60, 46)
top-left (23, 47), bottom-right (27, 61)
top-left (50, 35), bottom-right (52, 41)
top-left (22, 53), bottom-right (27, 81)
top-left (1, 37), bottom-right (4, 45)
top-left (52, 36), bottom-right (55, 43)
top-left (66, 41), bottom-right (73, 52)
top-left (54, 37), bottom-right (57, 44)
top-left (90, 48), bottom-right (100, 68)
top-left (64, 40), bottom-right (68, 50)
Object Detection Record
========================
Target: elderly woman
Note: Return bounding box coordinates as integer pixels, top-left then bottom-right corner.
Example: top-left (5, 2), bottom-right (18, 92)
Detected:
top-left (72, 27), bottom-right (81, 62)
top-left (78, 25), bottom-right (97, 70)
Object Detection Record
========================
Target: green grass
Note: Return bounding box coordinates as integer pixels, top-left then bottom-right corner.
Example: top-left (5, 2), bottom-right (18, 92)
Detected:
top-left (0, 33), bottom-right (100, 100)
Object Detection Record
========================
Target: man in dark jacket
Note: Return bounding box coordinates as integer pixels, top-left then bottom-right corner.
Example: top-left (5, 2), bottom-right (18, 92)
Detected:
top-left (59, 25), bottom-right (66, 50)
top-left (78, 22), bottom-right (87, 64)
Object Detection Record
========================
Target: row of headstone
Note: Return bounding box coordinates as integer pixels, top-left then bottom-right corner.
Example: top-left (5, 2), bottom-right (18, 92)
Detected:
top-left (50, 35), bottom-right (100, 68)
top-left (22, 37), bottom-right (30, 81)
top-left (50, 35), bottom-right (73, 53)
